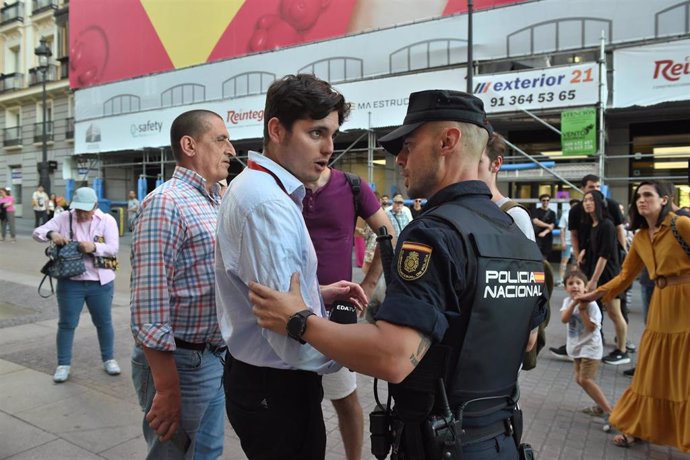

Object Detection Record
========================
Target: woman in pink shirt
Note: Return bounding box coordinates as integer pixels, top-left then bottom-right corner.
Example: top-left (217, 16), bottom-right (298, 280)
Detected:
top-left (33, 187), bottom-right (121, 383)
top-left (0, 187), bottom-right (16, 242)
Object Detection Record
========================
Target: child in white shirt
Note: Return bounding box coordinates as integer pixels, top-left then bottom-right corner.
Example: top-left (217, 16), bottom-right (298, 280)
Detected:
top-left (560, 270), bottom-right (613, 431)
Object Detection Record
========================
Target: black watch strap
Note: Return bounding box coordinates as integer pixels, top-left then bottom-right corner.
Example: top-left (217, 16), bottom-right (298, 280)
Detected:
top-left (287, 309), bottom-right (315, 344)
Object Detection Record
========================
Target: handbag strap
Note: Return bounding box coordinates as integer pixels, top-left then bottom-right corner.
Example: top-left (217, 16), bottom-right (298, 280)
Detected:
top-left (69, 211), bottom-right (75, 240)
top-left (38, 273), bottom-right (55, 298)
top-left (671, 215), bottom-right (690, 258)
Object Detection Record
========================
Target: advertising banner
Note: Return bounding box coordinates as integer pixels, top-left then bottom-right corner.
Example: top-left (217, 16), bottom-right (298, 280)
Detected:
top-left (69, 0), bottom-right (524, 89)
top-left (473, 63), bottom-right (600, 114)
top-left (561, 108), bottom-right (596, 156)
top-left (613, 39), bottom-right (690, 108)
top-left (74, 69), bottom-right (466, 154)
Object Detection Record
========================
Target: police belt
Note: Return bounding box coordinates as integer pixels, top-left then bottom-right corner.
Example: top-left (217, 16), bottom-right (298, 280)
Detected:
top-left (458, 418), bottom-right (513, 445)
top-left (174, 337), bottom-right (227, 354)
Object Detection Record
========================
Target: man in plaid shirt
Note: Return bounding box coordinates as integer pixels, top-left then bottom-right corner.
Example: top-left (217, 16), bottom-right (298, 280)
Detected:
top-left (130, 109), bottom-right (235, 459)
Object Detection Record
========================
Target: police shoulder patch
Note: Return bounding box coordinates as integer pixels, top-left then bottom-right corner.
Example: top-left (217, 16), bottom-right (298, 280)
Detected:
top-left (397, 241), bottom-right (433, 281)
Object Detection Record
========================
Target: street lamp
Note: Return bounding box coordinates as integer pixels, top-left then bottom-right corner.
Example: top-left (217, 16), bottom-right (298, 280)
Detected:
top-left (35, 36), bottom-right (52, 195)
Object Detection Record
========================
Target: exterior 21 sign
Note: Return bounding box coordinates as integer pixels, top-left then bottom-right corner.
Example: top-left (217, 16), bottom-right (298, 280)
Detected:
top-left (472, 63), bottom-right (600, 114)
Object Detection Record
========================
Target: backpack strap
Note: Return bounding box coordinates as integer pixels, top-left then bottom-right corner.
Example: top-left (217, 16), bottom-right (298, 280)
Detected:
top-left (343, 171), bottom-right (361, 228)
top-left (671, 215), bottom-right (690, 258)
top-left (499, 199), bottom-right (528, 214)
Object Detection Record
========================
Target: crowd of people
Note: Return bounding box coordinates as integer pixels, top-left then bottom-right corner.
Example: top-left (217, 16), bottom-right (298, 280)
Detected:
top-left (19, 73), bottom-right (689, 459)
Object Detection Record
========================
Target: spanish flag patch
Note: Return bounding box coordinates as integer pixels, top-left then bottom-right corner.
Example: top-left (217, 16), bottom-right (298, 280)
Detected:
top-left (397, 242), bottom-right (433, 281)
top-left (533, 272), bottom-right (545, 283)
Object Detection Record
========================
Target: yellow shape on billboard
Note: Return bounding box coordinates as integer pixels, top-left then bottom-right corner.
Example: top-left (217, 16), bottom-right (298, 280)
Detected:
top-left (141, 0), bottom-right (245, 69)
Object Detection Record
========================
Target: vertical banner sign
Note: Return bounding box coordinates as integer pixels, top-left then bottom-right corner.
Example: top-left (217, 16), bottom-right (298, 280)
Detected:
top-left (561, 108), bottom-right (596, 156)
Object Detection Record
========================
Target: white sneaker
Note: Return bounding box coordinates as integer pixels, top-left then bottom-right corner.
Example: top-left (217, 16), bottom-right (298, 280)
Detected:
top-left (53, 365), bottom-right (70, 383)
top-left (103, 359), bottom-right (121, 376)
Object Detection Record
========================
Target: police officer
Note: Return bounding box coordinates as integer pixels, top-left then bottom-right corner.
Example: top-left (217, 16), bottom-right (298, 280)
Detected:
top-left (249, 90), bottom-right (547, 460)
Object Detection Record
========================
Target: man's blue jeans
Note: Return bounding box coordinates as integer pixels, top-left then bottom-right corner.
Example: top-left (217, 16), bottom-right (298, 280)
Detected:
top-left (131, 345), bottom-right (225, 460)
top-left (55, 279), bottom-right (114, 365)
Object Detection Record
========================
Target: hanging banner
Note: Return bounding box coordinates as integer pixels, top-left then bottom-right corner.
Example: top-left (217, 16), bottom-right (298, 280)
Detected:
top-left (561, 108), bottom-right (596, 156)
top-left (613, 39), bottom-right (690, 108)
top-left (74, 68), bottom-right (466, 154)
top-left (473, 63), bottom-right (600, 114)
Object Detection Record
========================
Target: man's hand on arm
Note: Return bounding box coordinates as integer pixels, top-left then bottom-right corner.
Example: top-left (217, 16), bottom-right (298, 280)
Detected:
top-left (141, 347), bottom-right (181, 442)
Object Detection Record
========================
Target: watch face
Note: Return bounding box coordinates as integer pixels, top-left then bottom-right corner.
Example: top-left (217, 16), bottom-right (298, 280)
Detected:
top-left (287, 310), bottom-right (312, 344)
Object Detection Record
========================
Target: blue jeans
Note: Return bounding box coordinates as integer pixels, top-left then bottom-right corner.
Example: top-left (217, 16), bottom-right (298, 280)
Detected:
top-left (55, 279), bottom-right (114, 365)
top-left (131, 345), bottom-right (225, 460)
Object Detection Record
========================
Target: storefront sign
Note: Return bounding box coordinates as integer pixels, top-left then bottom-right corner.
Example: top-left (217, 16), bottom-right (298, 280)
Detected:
top-left (613, 39), bottom-right (690, 107)
top-left (474, 63), bottom-right (600, 114)
top-left (561, 108), bottom-right (596, 156)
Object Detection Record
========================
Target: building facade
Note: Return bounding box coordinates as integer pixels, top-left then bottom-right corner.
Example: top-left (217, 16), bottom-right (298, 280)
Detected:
top-left (0, 0), bottom-right (71, 217)
top-left (2, 0), bottom-right (689, 218)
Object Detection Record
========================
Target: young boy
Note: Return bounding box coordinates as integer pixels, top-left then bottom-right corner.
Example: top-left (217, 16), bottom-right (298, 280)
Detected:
top-left (560, 270), bottom-right (613, 431)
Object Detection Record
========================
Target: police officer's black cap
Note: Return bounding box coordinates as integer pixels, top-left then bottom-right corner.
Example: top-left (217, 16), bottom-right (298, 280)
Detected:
top-left (378, 89), bottom-right (494, 155)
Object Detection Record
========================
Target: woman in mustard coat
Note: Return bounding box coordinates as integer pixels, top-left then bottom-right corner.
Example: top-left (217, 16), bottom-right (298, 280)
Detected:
top-left (578, 180), bottom-right (690, 452)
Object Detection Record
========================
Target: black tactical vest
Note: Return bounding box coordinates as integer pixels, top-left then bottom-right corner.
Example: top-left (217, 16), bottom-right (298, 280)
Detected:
top-left (390, 200), bottom-right (547, 422)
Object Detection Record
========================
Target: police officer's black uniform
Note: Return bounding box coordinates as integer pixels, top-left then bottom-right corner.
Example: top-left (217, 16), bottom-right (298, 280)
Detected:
top-left (374, 90), bottom-right (547, 460)
top-left (374, 181), bottom-right (546, 460)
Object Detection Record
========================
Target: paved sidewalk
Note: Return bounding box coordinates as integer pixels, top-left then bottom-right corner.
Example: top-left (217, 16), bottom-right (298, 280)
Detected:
top-left (1, 217), bottom-right (688, 459)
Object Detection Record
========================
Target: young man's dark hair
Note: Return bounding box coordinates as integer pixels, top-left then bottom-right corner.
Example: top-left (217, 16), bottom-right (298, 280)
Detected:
top-left (581, 174), bottom-right (600, 187)
top-left (539, 193), bottom-right (551, 202)
top-left (629, 181), bottom-right (673, 230)
top-left (485, 132), bottom-right (508, 162)
top-left (263, 74), bottom-right (351, 149)
top-left (170, 109), bottom-right (220, 160)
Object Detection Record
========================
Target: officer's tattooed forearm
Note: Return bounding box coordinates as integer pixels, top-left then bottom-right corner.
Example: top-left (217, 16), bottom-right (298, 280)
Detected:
top-left (409, 333), bottom-right (431, 367)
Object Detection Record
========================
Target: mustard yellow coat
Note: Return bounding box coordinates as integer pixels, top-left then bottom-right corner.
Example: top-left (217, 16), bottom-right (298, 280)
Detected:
top-left (597, 212), bottom-right (690, 452)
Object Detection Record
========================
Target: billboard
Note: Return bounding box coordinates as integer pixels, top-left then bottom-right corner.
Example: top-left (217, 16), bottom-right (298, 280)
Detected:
top-left (613, 39), bottom-right (690, 108)
top-left (69, 0), bottom-right (525, 88)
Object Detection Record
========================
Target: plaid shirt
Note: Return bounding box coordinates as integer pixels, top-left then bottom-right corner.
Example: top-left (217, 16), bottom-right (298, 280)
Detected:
top-left (130, 166), bottom-right (223, 351)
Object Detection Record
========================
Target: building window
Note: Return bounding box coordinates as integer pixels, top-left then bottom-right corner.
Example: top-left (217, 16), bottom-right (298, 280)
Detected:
top-left (222, 72), bottom-right (275, 98)
top-left (655, 1), bottom-right (690, 37)
top-left (161, 83), bottom-right (205, 107)
top-left (389, 39), bottom-right (465, 74)
top-left (4, 108), bottom-right (22, 147)
top-left (507, 18), bottom-right (612, 57)
top-left (298, 58), bottom-right (363, 83)
top-left (104, 94), bottom-right (140, 116)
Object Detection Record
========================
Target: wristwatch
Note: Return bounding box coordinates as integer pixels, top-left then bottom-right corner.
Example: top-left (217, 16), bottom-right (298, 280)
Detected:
top-left (286, 309), bottom-right (315, 344)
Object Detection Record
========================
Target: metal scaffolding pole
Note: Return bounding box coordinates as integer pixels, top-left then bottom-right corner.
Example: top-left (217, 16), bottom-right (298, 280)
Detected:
top-left (467, 0), bottom-right (474, 93)
top-left (504, 139), bottom-right (582, 192)
top-left (367, 112), bottom-right (374, 184)
top-left (597, 31), bottom-right (607, 185)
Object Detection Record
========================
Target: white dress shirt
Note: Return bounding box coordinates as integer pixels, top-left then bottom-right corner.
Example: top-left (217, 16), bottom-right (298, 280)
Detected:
top-left (215, 151), bottom-right (338, 374)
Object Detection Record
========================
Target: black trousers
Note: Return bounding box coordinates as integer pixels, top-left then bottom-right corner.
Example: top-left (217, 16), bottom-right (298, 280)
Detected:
top-left (224, 352), bottom-right (326, 460)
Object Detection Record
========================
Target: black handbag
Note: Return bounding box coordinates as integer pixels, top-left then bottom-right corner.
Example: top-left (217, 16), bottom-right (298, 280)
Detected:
top-left (38, 213), bottom-right (87, 297)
